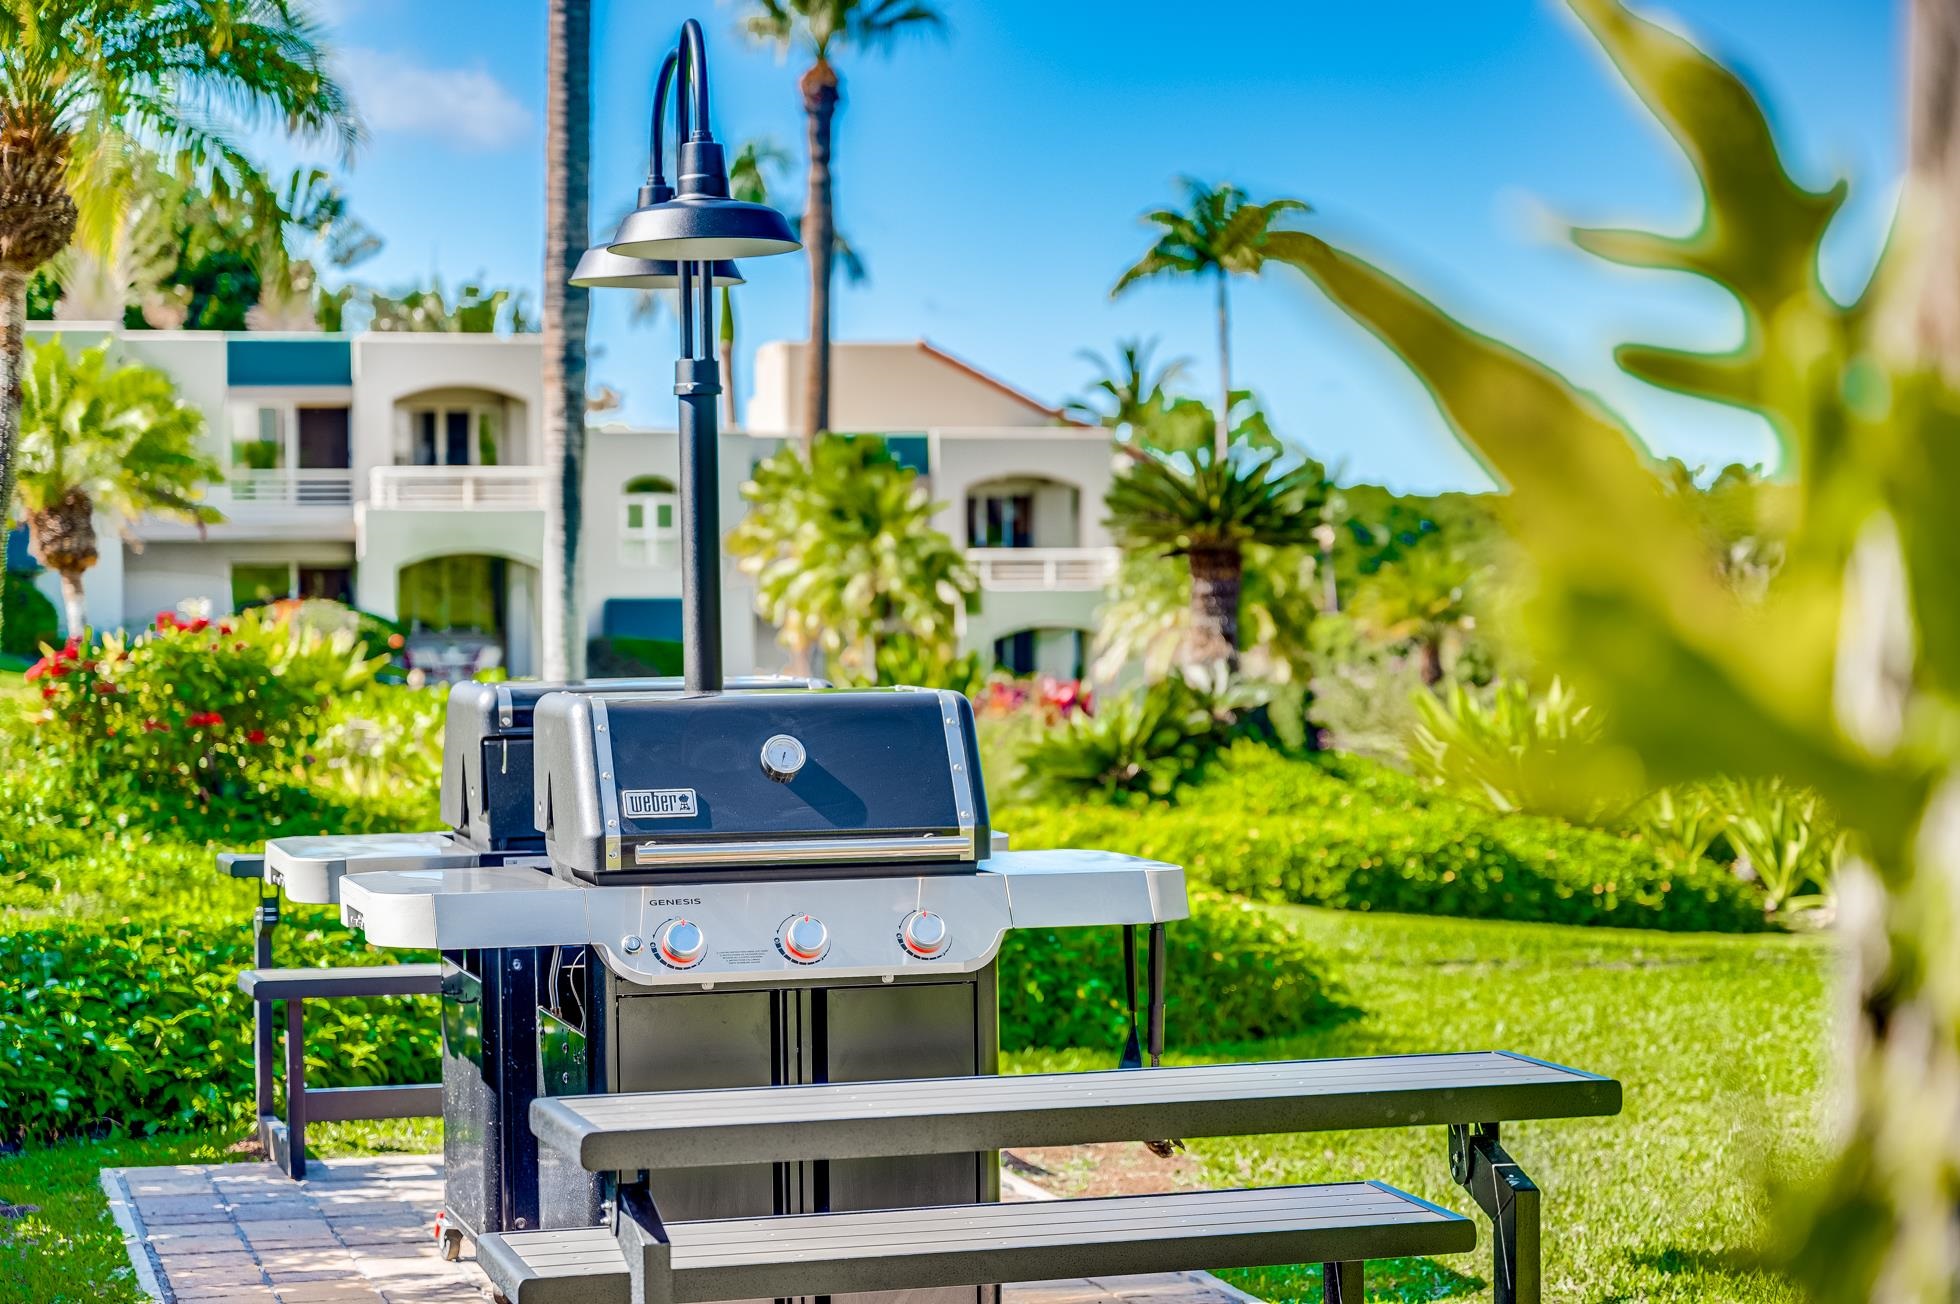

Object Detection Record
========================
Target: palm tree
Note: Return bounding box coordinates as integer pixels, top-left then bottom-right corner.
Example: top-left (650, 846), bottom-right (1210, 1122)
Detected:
top-left (1064, 338), bottom-right (1187, 435)
top-left (728, 435), bottom-right (973, 677)
top-left (1104, 403), bottom-right (1327, 674)
top-left (0, 0), bottom-right (354, 645)
top-left (541, 0), bottom-right (592, 681)
top-left (15, 339), bottom-right (219, 637)
top-left (1113, 180), bottom-right (1309, 462)
top-left (1348, 539), bottom-right (1480, 685)
top-left (736, 0), bottom-right (945, 448)
top-left (720, 139), bottom-right (790, 429)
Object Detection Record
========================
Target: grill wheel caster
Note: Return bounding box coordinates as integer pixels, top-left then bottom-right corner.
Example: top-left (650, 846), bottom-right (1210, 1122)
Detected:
top-left (440, 1226), bottom-right (465, 1262)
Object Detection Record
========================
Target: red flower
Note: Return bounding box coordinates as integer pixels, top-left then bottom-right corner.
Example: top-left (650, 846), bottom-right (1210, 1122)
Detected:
top-left (39, 685), bottom-right (55, 700)
top-left (143, 719), bottom-right (170, 734)
top-left (218, 622), bottom-right (234, 636)
top-left (387, 633), bottom-right (405, 650)
top-left (94, 682), bottom-right (115, 695)
top-left (186, 711), bottom-right (223, 728)
top-left (246, 729), bottom-right (268, 745)
top-left (184, 618), bottom-right (210, 634)
top-left (23, 658), bottom-right (47, 682)
top-left (155, 611), bottom-right (177, 630)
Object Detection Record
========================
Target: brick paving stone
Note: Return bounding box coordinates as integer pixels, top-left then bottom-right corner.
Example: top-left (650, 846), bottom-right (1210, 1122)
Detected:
top-left (145, 1230), bottom-right (253, 1255)
top-left (137, 1193), bottom-right (231, 1216)
top-left (272, 1285), bottom-right (388, 1303)
top-left (333, 1222), bottom-right (431, 1246)
top-left (232, 1198), bottom-right (327, 1218)
top-left (166, 1263), bottom-right (273, 1290)
top-left (173, 1290), bottom-right (280, 1303)
top-left (259, 1245), bottom-right (361, 1274)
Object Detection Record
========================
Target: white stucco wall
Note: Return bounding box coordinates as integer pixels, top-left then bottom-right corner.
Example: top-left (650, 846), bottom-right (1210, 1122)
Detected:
top-left (749, 341), bottom-right (1058, 435)
top-left (928, 433), bottom-right (1115, 549)
top-left (349, 335), bottom-right (543, 490)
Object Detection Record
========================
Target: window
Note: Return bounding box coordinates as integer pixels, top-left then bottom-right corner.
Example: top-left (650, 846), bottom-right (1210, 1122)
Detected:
top-left (232, 407), bottom-right (287, 470)
top-left (620, 475), bottom-right (677, 567)
top-left (967, 491), bottom-right (1034, 548)
top-left (404, 403), bottom-right (503, 467)
top-left (231, 563), bottom-right (294, 611)
top-left (231, 563), bottom-right (353, 611)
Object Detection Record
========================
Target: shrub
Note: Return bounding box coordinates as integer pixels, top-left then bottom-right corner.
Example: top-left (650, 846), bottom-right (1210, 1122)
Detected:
top-left (1003, 742), bottom-right (1766, 932)
top-left (25, 605), bottom-right (385, 813)
top-left (998, 892), bottom-right (1346, 1051)
top-left (1016, 672), bottom-right (1262, 804)
top-left (0, 914), bottom-right (436, 1144)
top-left (1405, 677), bottom-right (1634, 824)
top-left (2, 570), bottom-right (57, 659)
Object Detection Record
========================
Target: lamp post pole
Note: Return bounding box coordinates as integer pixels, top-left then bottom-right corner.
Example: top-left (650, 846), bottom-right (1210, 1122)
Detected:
top-left (675, 254), bottom-right (723, 693)
top-left (578, 17), bottom-right (798, 694)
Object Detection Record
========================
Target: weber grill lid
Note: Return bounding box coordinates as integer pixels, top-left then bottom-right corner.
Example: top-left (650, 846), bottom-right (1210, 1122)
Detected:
top-left (442, 676), bottom-right (821, 850)
top-left (535, 687), bottom-right (989, 880)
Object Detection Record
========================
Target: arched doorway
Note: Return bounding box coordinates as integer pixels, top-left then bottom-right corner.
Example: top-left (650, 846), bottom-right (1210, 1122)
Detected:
top-left (397, 553), bottom-right (539, 681)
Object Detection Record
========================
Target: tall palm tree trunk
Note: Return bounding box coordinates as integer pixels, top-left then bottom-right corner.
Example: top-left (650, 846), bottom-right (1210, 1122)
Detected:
top-left (25, 491), bottom-right (96, 639)
top-left (0, 270), bottom-right (28, 638)
top-left (1186, 545), bottom-right (1241, 671)
top-left (799, 60), bottom-right (840, 450)
top-left (719, 286), bottom-right (740, 428)
top-left (1213, 269), bottom-right (1232, 463)
top-left (541, 0), bottom-right (592, 681)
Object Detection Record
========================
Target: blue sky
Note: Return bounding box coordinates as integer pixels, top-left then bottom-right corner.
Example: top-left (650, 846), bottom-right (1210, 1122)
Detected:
top-left (268, 0), bottom-right (1902, 492)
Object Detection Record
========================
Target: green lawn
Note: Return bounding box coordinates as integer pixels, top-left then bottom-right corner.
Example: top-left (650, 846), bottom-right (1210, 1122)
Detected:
top-left (0, 909), bottom-right (1829, 1304)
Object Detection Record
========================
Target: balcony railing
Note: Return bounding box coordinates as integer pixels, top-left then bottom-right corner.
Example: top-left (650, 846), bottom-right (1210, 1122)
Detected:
top-left (967, 547), bottom-right (1119, 591)
top-left (368, 465), bottom-right (548, 510)
top-left (218, 468), bottom-right (355, 509)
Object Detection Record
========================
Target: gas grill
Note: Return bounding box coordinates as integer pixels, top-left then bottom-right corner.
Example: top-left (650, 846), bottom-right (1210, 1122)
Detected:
top-left (328, 103), bottom-right (1187, 1285)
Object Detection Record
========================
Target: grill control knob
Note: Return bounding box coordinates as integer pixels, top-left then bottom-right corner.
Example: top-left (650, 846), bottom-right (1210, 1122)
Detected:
top-left (654, 918), bottom-right (707, 968)
top-left (900, 911), bottom-right (950, 959)
top-left (760, 734), bottom-right (808, 783)
top-left (780, 914), bottom-right (829, 963)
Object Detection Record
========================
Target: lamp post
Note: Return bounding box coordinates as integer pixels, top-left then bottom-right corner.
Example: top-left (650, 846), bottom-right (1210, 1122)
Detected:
top-left (572, 19), bottom-right (799, 693)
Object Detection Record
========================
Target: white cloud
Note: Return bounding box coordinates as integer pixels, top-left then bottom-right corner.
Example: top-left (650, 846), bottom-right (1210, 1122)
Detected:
top-left (337, 46), bottom-right (531, 152)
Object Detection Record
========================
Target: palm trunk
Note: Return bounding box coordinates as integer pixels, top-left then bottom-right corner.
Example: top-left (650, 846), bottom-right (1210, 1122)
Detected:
top-left (1417, 635), bottom-right (1443, 685)
top-left (800, 61), bottom-right (840, 450)
top-left (0, 269), bottom-right (27, 651)
top-left (1186, 545), bottom-right (1241, 672)
top-left (540, 0), bottom-right (592, 681)
top-left (1214, 269), bottom-right (1232, 463)
top-left (55, 567), bottom-right (85, 642)
top-left (719, 286), bottom-right (740, 429)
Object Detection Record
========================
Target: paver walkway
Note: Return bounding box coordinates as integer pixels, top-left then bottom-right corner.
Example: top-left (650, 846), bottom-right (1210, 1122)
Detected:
top-left (103, 1155), bottom-right (1258, 1304)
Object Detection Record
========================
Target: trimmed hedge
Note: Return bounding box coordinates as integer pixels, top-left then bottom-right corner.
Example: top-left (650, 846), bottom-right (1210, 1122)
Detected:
top-left (1004, 743), bottom-right (1766, 933)
top-left (998, 892), bottom-right (1346, 1052)
top-left (0, 912), bottom-right (437, 1144)
top-left (0, 892), bottom-right (1343, 1142)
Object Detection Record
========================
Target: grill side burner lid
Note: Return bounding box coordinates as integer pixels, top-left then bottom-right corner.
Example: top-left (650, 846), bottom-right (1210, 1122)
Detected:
top-left (442, 676), bottom-right (821, 853)
top-left (533, 687), bottom-right (989, 881)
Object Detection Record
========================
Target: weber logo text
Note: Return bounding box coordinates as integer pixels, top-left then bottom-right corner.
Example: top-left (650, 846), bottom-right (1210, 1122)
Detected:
top-left (623, 788), bottom-right (698, 819)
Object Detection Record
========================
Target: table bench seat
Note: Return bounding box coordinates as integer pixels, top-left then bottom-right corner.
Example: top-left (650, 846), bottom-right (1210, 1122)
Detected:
top-left (534, 1051), bottom-right (1619, 1172)
top-left (480, 1182), bottom-right (1475, 1304)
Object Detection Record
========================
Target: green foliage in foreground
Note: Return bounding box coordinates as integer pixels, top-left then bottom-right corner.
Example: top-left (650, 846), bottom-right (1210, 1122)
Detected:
top-left (1009, 743), bottom-right (1765, 932)
top-left (0, 908), bottom-right (1829, 1304)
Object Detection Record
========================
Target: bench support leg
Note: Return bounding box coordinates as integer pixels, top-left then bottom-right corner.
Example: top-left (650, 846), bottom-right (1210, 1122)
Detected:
top-left (1322, 1260), bottom-right (1363, 1302)
top-left (1450, 1124), bottom-right (1539, 1304)
top-left (614, 1178), bottom-right (674, 1304)
top-left (283, 999), bottom-right (307, 1182)
top-left (252, 898), bottom-right (280, 1136)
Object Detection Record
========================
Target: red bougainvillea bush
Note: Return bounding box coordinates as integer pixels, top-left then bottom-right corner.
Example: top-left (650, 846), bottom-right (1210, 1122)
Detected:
top-left (26, 602), bottom-right (386, 812)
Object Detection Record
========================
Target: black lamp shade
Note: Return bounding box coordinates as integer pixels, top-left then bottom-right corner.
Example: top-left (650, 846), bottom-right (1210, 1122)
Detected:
top-left (608, 196), bottom-right (801, 262)
top-left (569, 247), bottom-right (744, 290)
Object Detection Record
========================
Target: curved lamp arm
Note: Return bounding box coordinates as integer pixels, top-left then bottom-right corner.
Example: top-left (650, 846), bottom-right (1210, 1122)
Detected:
top-left (646, 48), bottom-right (680, 189)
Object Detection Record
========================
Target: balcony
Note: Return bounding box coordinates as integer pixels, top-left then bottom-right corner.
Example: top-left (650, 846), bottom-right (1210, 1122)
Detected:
top-left (967, 547), bottom-right (1119, 592)
top-left (217, 469), bottom-right (356, 509)
top-left (368, 465), bottom-right (548, 510)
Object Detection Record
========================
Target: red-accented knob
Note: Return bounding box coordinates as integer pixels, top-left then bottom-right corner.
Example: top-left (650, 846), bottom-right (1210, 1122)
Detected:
top-left (780, 915), bottom-right (829, 963)
top-left (655, 918), bottom-right (706, 968)
top-left (900, 910), bottom-right (950, 959)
